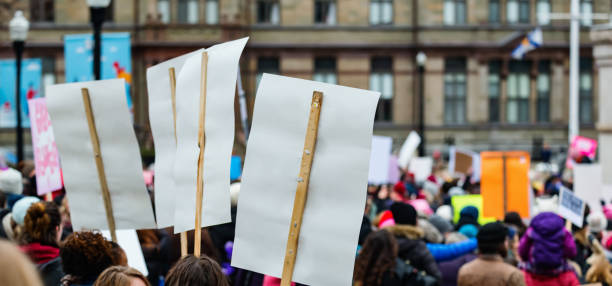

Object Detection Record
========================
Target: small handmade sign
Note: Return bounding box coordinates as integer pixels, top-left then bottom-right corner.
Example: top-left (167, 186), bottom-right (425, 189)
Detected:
top-left (28, 98), bottom-right (62, 195)
top-left (558, 186), bottom-right (586, 228)
top-left (397, 131), bottom-right (420, 169)
top-left (368, 136), bottom-right (392, 185)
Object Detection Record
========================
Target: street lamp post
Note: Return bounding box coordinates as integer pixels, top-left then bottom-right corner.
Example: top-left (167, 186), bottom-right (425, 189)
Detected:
top-left (87, 0), bottom-right (111, 80)
top-left (416, 52), bottom-right (427, 157)
top-left (9, 11), bottom-right (29, 163)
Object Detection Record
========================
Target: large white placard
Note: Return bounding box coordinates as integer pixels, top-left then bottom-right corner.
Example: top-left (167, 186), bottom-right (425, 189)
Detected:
top-left (46, 79), bottom-right (156, 231)
top-left (101, 230), bottom-right (149, 276)
top-left (558, 187), bottom-right (585, 228)
top-left (368, 136), bottom-right (392, 185)
top-left (173, 37), bottom-right (248, 233)
top-left (231, 74), bottom-right (380, 286)
top-left (397, 131), bottom-right (420, 169)
top-left (574, 164), bottom-right (603, 213)
top-left (146, 49), bottom-right (204, 228)
top-left (409, 157), bottom-right (434, 183)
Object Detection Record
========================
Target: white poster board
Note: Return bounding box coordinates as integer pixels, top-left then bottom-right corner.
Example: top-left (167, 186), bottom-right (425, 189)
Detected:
top-left (173, 37), bottom-right (248, 233)
top-left (397, 131), bottom-right (420, 169)
top-left (409, 157), bottom-right (434, 183)
top-left (368, 136), bottom-right (392, 185)
top-left (101, 230), bottom-right (149, 276)
top-left (146, 49), bottom-right (204, 228)
top-left (558, 187), bottom-right (585, 228)
top-left (231, 74), bottom-right (380, 286)
top-left (574, 164), bottom-right (603, 213)
top-left (46, 79), bottom-right (156, 231)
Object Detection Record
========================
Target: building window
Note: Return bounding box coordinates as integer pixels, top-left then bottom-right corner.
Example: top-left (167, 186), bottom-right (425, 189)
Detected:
top-left (444, 0), bottom-right (466, 25)
top-left (256, 57), bottom-right (279, 90)
top-left (489, 0), bottom-right (501, 23)
top-left (30, 0), bottom-right (54, 22)
top-left (315, 0), bottom-right (336, 25)
top-left (313, 58), bottom-right (337, 84)
top-left (507, 61), bottom-right (531, 123)
top-left (371, 58), bottom-right (393, 122)
top-left (537, 0), bottom-right (551, 25)
top-left (488, 61), bottom-right (501, 122)
top-left (444, 58), bottom-right (466, 124)
top-left (370, 0), bottom-right (393, 25)
top-left (178, 0), bottom-right (199, 24)
top-left (158, 0), bottom-right (170, 23)
top-left (581, 0), bottom-right (593, 26)
top-left (41, 57), bottom-right (55, 97)
top-left (507, 0), bottom-right (529, 24)
top-left (206, 0), bottom-right (219, 24)
top-left (580, 58), bottom-right (593, 124)
top-left (536, 61), bottom-right (550, 122)
top-left (257, 0), bottom-right (280, 24)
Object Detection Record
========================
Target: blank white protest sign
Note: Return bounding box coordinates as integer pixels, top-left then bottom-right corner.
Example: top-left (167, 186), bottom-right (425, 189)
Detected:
top-left (46, 79), bottom-right (156, 231)
top-left (231, 74), bottom-right (380, 286)
top-left (173, 37), bottom-right (248, 233)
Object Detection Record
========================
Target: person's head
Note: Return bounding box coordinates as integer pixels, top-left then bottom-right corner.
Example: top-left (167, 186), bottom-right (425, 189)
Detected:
top-left (109, 241), bottom-right (128, 266)
top-left (93, 266), bottom-right (150, 286)
top-left (390, 202), bottom-right (417, 226)
top-left (61, 232), bottom-right (116, 283)
top-left (0, 168), bottom-right (23, 195)
top-left (21, 202), bottom-right (61, 246)
top-left (588, 212), bottom-right (608, 235)
top-left (458, 224), bottom-right (479, 239)
top-left (12, 196), bottom-right (40, 226)
top-left (503, 211), bottom-right (527, 236)
top-left (165, 255), bottom-right (229, 286)
top-left (354, 229), bottom-right (398, 285)
top-left (0, 240), bottom-right (43, 286)
top-left (460, 206), bottom-right (479, 220)
top-left (391, 182), bottom-right (406, 202)
top-left (477, 222), bottom-right (508, 257)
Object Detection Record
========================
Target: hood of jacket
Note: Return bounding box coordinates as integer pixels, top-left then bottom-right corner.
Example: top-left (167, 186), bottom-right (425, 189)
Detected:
top-left (530, 212), bottom-right (565, 240)
top-left (20, 242), bottom-right (60, 265)
top-left (384, 224), bottom-right (424, 240)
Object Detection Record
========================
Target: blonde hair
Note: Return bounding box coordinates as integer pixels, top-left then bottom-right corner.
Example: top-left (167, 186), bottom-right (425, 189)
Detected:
top-left (93, 266), bottom-right (150, 286)
top-left (0, 240), bottom-right (43, 286)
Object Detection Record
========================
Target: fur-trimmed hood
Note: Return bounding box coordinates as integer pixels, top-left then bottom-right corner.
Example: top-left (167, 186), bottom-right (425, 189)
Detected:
top-left (384, 224), bottom-right (424, 240)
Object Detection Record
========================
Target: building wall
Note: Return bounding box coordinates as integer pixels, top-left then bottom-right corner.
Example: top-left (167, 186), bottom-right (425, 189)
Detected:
top-left (0, 0), bottom-right (606, 156)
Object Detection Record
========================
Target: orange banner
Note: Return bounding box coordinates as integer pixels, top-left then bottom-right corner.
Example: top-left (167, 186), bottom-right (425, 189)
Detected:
top-left (481, 151), bottom-right (530, 219)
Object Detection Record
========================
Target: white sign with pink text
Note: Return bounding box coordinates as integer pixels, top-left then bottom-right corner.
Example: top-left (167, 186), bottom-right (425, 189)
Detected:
top-left (28, 98), bottom-right (62, 195)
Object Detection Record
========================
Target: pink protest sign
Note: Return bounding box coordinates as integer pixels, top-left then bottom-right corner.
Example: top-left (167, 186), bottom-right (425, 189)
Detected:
top-left (571, 136), bottom-right (598, 160)
top-left (28, 98), bottom-right (62, 195)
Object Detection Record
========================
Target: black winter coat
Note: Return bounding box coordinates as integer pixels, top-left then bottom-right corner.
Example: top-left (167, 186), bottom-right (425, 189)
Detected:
top-left (386, 224), bottom-right (442, 282)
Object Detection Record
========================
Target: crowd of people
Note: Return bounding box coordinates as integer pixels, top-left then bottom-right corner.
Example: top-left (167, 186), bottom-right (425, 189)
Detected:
top-left (1, 153), bottom-right (611, 286)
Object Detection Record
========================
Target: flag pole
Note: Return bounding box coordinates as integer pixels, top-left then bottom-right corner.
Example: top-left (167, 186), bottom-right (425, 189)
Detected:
top-left (569, 0), bottom-right (580, 143)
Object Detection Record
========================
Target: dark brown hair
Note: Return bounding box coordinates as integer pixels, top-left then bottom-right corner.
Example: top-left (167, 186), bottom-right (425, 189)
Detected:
top-left (21, 202), bottom-right (61, 247)
top-left (93, 266), bottom-right (150, 286)
top-left (165, 255), bottom-right (229, 286)
top-left (60, 231), bottom-right (116, 283)
top-left (353, 229), bottom-right (398, 286)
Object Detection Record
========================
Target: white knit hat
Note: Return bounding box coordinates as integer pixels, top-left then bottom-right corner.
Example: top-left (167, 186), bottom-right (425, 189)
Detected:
top-left (587, 212), bottom-right (608, 233)
top-left (0, 168), bottom-right (23, 194)
top-left (12, 196), bottom-right (40, 226)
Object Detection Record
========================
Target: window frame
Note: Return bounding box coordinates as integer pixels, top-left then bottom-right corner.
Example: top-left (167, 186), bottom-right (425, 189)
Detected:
top-left (536, 61), bottom-right (551, 122)
top-left (177, 0), bottom-right (200, 24)
top-left (257, 0), bottom-right (280, 24)
top-left (369, 0), bottom-right (394, 25)
top-left (444, 58), bottom-right (467, 124)
top-left (489, 0), bottom-right (501, 24)
top-left (314, 57), bottom-right (338, 85)
top-left (30, 0), bottom-right (55, 23)
top-left (314, 0), bottom-right (337, 25)
top-left (579, 58), bottom-right (593, 124)
top-left (488, 61), bottom-right (502, 122)
top-left (371, 57), bottom-right (394, 122)
top-left (506, 61), bottom-right (531, 123)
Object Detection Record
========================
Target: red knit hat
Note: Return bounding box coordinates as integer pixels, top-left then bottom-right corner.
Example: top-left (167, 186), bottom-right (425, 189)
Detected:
top-left (393, 182), bottom-right (406, 197)
top-left (378, 210), bottom-right (396, 228)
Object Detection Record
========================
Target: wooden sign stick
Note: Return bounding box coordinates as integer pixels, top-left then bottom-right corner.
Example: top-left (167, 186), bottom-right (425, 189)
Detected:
top-left (81, 88), bottom-right (117, 243)
top-left (169, 67), bottom-right (189, 258)
top-left (280, 91), bottom-right (323, 286)
top-left (194, 52), bottom-right (208, 257)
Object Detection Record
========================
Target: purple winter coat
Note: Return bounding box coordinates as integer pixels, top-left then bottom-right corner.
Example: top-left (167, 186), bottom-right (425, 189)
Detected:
top-left (518, 212), bottom-right (576, 275)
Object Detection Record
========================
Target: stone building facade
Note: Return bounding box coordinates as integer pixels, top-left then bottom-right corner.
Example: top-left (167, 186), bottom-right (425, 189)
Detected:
top-left (0, 0), bottom-right (608, 157)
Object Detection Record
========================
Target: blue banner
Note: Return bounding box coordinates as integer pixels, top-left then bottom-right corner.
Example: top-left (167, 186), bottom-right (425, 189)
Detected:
top-left (64, 32), bottom-right (132, 109)
top-left (0, 58), bottom-right (42, 128)
top-left (231, 156), bottom-right (242, 181)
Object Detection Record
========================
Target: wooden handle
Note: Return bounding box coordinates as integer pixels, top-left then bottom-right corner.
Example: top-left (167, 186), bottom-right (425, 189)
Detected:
top-left (194, 52), bottom-right (208, 257)
top-left (81, 88), bottom-right (117, 243)
top-left (168, 67), bottom-right (189, 257)
top-left (280, 91), bottom-right (323, 286)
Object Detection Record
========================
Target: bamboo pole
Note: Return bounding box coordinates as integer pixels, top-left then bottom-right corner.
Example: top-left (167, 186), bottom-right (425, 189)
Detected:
top-left (168, 67), bottom-right (188, 258)
top-left (81, 88), bottom-right (117, 243)
top-left (280, 91), bottom-right (323, 286)
top-left (194, 52), bottom-right (208, 257)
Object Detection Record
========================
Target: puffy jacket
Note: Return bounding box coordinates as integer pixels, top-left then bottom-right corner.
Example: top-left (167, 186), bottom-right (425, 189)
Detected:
top-left (385, 224), bottom-right (442, 281)
top-left (427, 238), bottom-right (478, 262)
top-left (522, 270), bottom-right (579, 286)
